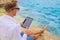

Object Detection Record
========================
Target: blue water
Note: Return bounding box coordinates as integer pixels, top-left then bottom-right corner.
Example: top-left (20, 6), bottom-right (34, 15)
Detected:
top-left (17, 0), bottom-right (60, 36)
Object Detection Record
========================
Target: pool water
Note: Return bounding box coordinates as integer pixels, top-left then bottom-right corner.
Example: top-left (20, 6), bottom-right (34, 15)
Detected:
top-left (17, 0), bottom-right (60, 36)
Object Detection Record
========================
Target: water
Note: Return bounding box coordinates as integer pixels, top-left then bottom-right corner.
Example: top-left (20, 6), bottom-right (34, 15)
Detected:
top-left (17, 0), bottom-right (60, 36)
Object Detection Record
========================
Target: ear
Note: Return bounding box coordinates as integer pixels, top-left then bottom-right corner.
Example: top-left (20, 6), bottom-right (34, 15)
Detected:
top-left (11, 9), bottom-right (15, 13)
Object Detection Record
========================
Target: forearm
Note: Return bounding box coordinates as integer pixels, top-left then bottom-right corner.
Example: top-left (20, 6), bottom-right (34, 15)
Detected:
top-left (32, 25), bottom-right (47, 34)
top-left (23, 28), bottom-right (44, 36)
top-left (30, 34), bottom-right (40, 40)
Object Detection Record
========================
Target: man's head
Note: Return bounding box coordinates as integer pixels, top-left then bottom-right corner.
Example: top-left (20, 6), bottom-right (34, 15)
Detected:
top-left (4, 1), bottom-right (19, 17)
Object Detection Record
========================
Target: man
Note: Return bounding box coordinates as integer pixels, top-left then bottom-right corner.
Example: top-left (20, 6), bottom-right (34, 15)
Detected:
top-left (0, 1), bottom-right (47, 40)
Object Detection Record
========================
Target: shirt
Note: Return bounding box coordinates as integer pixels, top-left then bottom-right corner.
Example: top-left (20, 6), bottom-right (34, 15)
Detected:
top-left (0, 14), bottom-right (27, 40)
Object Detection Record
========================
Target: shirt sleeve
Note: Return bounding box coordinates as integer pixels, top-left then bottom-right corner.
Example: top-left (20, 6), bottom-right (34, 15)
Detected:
top-left (17, 24), bottom-right (21, 27)
top-left (11, 24), bottom-right (27, 40)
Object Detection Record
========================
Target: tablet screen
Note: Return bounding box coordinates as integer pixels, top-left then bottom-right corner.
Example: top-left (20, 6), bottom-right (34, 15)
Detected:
top-left (22, 17), bottom-right (33, 28)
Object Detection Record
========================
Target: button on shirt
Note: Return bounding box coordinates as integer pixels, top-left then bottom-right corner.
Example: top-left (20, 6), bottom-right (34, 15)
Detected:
top-left (0, 14), bottom-right (27, 40)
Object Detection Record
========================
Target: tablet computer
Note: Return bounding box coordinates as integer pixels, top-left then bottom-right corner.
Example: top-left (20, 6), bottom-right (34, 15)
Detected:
top-left (21, 17), bottom-right (33, 28)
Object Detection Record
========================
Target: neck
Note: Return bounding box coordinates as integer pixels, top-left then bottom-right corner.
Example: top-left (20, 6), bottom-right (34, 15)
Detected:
top-left (6, 12), bottom-right (14, 17)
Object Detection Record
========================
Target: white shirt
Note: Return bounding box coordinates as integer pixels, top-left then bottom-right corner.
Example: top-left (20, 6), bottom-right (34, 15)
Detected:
top-left (0, 14), bottom-right (27, 40)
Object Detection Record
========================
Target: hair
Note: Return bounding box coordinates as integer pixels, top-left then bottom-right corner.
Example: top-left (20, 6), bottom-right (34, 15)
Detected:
top-left (4, 1), bottom-right (17, 12)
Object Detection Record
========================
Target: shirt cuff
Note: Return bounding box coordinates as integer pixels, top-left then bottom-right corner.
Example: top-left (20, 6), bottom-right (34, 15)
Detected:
top-left (17, 23), bottom-right (21, 27)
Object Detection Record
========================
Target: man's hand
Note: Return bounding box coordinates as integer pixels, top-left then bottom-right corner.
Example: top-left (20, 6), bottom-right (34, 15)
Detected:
top-left (39, 25), bottom-right (47, 33)
top-left (31, 25), bottom-right (48, 35)
top-left (19, 19), bottom-right (25, 26)
top-left (23, 29), bottom-right (33, 35)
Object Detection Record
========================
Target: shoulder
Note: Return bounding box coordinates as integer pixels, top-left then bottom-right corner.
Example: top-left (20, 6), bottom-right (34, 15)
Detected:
top-left (0, 15), bottom-right (4, 21)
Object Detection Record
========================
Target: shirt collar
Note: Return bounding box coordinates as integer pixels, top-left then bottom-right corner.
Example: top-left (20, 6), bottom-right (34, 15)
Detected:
top-left (3, 14), bottom-right (16, 23)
